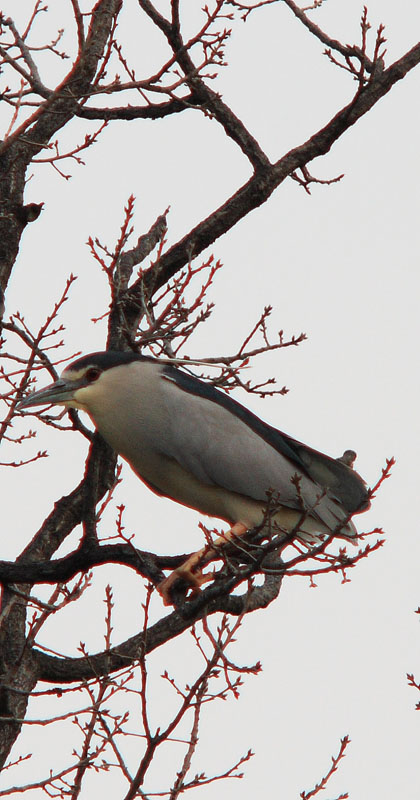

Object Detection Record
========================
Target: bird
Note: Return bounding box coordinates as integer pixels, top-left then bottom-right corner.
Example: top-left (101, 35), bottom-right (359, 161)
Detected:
top-left (18, 351), bottom-right (370, 601)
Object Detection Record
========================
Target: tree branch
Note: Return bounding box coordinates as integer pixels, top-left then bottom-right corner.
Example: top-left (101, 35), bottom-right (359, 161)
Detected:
top-left (34, 566), bottom-right (283, 683)
top-left (122, 43), bottom-right (420, 305)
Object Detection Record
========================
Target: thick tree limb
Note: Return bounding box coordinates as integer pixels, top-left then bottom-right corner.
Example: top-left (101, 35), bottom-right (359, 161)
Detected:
top-left (76, 94), bottom-right (198, 120)
top-left (0, 435), bottom-right (115, 768)
top-left (34, 564), bottom-right (283, 683)
top-left (0, 0), bottom-right (123, 161)
top-left (0, 543), bottom-right (168, 586)
top-left (18, 436), bottom-right (116, 565)
top-left (0, 0), bottom-right (122, 297)
top-left (122, 43), bottom-right (420, 308)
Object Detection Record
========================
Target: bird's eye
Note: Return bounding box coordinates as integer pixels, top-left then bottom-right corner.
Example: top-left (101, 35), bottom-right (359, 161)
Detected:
top-left (85, 367), bottom-right (101, 383)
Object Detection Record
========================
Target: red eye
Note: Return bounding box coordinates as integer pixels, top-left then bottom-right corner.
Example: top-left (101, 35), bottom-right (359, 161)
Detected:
top-left (85, 367), bottom-right (101, 383)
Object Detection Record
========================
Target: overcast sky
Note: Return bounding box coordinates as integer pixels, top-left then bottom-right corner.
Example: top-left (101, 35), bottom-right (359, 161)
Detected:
top-left (2, 1), bottom-right (420, 798)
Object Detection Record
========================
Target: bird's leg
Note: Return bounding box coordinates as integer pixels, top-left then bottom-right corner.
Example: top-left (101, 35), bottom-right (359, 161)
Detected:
top-left (158, 522), bottom-right (248, 605)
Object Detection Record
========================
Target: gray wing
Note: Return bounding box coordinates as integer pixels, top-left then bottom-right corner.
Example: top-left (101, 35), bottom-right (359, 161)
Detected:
top-left (160, 369), bottom-right (369, 530)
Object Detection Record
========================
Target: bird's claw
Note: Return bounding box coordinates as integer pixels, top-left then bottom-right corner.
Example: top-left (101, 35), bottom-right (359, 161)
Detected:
top-left (158, 564), bottom-right (216, 606)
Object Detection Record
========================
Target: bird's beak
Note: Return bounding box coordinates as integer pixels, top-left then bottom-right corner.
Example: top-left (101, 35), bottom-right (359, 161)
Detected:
top-left (18, 378), bottom-right (76, 409)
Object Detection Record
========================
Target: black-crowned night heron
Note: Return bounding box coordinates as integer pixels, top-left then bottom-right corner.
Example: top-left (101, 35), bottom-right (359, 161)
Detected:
top-left (19, 351), bottom-right (370, 601)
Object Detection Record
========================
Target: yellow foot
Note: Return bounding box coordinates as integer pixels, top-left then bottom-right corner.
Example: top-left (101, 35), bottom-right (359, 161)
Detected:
top-left (158, 563), bottom-right (215, 606)
top-left (158, 523), bottom-right (249, 605)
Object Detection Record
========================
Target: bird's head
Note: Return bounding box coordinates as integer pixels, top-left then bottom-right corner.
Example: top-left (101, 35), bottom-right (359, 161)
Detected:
top-left (17, 351), bottom-right (145, 412)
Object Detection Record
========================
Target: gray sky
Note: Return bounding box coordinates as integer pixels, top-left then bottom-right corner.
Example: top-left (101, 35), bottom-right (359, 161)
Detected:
top-left (2, 1), bottom-right (420, 797)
